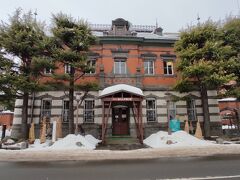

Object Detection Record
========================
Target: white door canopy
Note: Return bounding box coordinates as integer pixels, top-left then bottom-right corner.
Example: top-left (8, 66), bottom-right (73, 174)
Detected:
top-left (99, 84), bottom-right (144, 98)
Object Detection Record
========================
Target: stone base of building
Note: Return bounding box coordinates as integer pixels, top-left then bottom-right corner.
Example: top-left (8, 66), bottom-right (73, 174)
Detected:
top-left (10, 121), bottom-right (223, 140)
top-left (11, 124), bottom-right (22, 139)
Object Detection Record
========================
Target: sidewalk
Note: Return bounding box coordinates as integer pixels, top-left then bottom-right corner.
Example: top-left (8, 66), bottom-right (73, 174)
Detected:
top-left (1, 144), bottom-right (240, 162)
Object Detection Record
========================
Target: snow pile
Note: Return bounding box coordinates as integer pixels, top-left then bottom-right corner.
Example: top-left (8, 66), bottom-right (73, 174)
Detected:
top-left (0, 126), bottom-right (12, 138)
top-left (28, 139), bottom-right (52, 149)
top-left (28, 134), bottom-right (101, 150)
top-left (143, 130), bottom-right (213, 148)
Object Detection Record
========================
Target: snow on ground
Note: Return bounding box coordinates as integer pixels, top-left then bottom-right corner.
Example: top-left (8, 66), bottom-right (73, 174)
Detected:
top-left (27, 134), bottom-right (101, 150)
top-left (144, 130), bottom-right (214, 148)
top-left (0, 126), bottom-right (12, 139)
top-left (28, 139), bottom-right (52, 149)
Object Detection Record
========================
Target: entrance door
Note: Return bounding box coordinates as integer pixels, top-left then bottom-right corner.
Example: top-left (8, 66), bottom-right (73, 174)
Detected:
top-left (112, 106), bottom-right (129, 135)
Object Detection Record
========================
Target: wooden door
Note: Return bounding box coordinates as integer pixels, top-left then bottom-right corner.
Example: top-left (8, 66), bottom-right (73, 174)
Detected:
top-left (112, 107), bottom-right (129, 135)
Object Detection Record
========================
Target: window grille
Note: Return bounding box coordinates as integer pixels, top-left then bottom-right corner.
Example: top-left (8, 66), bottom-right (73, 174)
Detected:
top-left (62, 100), bottom-right (69, 123)
top-left (187, 99), bottom-right (197, 121)
top-left (167, 101), bottom-right (176, 120)
top-left (84, 99), bottom-right (95, 123)
top-left (41, 99), bottom-right (52, 119)
top-left (146, 99), bottom-right (156, 122)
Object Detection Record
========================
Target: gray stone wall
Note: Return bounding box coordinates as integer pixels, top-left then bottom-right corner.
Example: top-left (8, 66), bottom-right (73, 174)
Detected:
top-left (11, 90), bottom-right (222, 139)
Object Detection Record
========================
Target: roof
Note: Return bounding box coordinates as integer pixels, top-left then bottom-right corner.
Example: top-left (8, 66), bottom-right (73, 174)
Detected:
top-left (136, 32), bottom-right (179, 40)
top-left (92, 31), bottom-right (179, 41)
top-left (99, 84), bottom-right (144, 98)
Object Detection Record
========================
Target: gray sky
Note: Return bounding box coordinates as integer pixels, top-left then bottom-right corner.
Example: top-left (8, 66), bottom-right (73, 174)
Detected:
top-left (0, 0), bottom-right (239, 32)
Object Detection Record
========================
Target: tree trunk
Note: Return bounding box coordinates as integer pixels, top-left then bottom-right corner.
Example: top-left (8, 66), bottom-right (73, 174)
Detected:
top-left (21, 92), bottom-right (29, 139)
top-left (68, 70), bottom-right (75, 134)
top-left (200, 84), bottom-right (211, 138)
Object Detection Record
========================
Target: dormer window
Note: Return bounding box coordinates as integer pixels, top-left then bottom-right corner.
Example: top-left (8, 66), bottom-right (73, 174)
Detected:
top-left (111, 18), bottom-right (131, 36)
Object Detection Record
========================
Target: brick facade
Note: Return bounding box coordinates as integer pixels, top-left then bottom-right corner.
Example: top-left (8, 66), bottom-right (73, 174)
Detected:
top-left (11, 18), bottom-right (222, 139)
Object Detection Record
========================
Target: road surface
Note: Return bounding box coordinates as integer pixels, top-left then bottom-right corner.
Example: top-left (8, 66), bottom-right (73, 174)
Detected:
top-left (0, 155), bottom-right (240, 180)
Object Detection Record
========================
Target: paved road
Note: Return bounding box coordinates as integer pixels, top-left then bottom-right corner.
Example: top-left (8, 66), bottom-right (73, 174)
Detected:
top-left (0, 155), bottom-right (240, 180)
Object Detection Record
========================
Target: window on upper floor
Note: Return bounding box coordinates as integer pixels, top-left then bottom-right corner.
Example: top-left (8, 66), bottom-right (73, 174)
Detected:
top-left (44, 67), bottom-right (52, 75)
top-left (86, 59), bottom-right (96, 74)
top-left (64, 63), bottom-right (71, 74)
top-left (144, 60), bottom-right (154, 75)
top-left (146, 99), bottom-right (157, 122)
top-left (163, 61), bottom-right (174, 75)
top-left (84, 99), bottom-right (95, 123)
top-left (114, 59), bottom-right (126, 74)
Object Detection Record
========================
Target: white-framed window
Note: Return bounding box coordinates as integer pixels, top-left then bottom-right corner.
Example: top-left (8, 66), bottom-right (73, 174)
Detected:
top-left (114, 59), bottom-right (126, 74)
top-left (167, 101), bottom-right (176, 120)
top-left (144, 60), bottom-right (154, 75)
top-left (64, 63), bottom-right (71, 74)
top-left (187, 99), bottom-right (197, 121)
top-left (44, 68), bottom-right (52, 74)
top-left (62, 100), bottom-right (69, 123)
top-left (41, 99), bottom-right (52, 119)
top-left (146, 99), bottom-right (157, 122)
top-left (84, 99), bottom-right (95, 123)
top-left (163, 61), bottom-right (174, 75)
top-left (86, 59), bottom-right (96, 74)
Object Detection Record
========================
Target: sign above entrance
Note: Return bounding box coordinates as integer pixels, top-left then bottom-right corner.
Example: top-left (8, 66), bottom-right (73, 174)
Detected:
top-left (102, 97), bottom-right (142, 102)
top-left (112, 97), bottom-right (133, 101)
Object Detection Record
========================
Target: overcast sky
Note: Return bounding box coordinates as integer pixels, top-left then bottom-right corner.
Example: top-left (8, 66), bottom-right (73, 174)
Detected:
top-left (0, 0), bottom-right (239, 32)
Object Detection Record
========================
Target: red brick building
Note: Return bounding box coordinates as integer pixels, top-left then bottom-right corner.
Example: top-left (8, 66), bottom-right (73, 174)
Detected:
top-left (12, 18), bottom-right (222, 141)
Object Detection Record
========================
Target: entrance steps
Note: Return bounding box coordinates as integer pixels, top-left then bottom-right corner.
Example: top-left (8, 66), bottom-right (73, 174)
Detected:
top-left (97, 136), bottom-right (147, 150)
